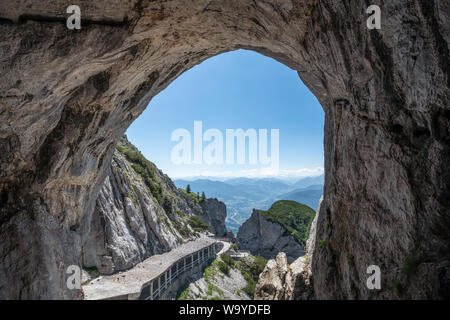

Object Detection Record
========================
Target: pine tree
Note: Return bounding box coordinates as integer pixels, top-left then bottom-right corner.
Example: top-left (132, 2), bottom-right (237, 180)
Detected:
top-left (186, 184), bottom-right (191, 193)
top-left (201, 191), bottom-right (206, 201)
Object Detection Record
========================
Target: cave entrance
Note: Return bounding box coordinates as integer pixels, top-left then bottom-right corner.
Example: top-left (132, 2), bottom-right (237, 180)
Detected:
top-left (80, 47), bottom-right (325, 300)
top-left (125, 49), bottom-right (324, 235)
top-left (2, 0), bottom-right (445, 300)
top-left (2, 1), bottom-right (333, 299)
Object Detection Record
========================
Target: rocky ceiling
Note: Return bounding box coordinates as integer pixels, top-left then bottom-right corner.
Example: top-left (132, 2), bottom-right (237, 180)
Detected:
top-left (0, 0), bottom-right (448, 299)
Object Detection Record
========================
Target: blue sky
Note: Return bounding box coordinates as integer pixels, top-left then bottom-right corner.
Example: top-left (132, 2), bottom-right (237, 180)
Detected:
top-left (126, 49), bottom-right (324, 179)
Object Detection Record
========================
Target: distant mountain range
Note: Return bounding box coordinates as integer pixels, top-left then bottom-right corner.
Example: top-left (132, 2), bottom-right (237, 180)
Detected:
top-left (268, 184), bottom-right (323, 210)
top-left (174, 175), bottom-right (323, 234)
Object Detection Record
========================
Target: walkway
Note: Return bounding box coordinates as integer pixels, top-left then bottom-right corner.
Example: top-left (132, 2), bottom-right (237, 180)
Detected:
top-left (83, 236), bottom-right (217, 300)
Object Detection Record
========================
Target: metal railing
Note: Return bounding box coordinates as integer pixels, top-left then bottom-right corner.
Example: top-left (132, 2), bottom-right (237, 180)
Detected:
top-left (138, 242), bottom-right (220, 300)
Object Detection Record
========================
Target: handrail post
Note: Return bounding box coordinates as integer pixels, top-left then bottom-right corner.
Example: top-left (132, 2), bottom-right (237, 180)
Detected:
top-left (158, 276), bottom-right (161, 298)
top-left (150, 281), bottom-right (153, 300)
top-left (166, 269), bottom-right (169, 288)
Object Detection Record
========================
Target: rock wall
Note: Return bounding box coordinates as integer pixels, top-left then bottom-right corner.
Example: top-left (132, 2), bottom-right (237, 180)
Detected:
top-left (254, 252), bottom-right (314, 300)
top-left (255, 199), bottom-right (320, 300)
top-left (236, 209), bottom-right (304, 263)
top-left (82, 136), bottom-right (227, 274)
top-left (200, 199), bottom-right (227, 237)
top-left (0, 0), bottom-right (448, 299)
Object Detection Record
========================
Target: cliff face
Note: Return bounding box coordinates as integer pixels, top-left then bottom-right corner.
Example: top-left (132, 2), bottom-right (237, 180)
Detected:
top-left (82, 137), bottom-right (227, 274)
top-left (1, 1), bottom-right (448, 299)
top-left (200, 199), bottom-right (228, 238)
top-left (237, 209), bottom-right (304, 263)
top-left (255, 202), bottom-right (320, 300)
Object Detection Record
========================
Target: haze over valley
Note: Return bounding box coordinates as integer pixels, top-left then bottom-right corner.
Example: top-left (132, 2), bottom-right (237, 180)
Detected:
top-left (174, 175), bottom-right (323, 234)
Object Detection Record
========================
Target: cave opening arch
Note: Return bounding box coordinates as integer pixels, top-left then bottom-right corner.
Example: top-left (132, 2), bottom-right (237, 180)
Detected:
top-left (0, 0), bottom-right (448, 300)
top-left (125, 47), bottom-right (325, 221)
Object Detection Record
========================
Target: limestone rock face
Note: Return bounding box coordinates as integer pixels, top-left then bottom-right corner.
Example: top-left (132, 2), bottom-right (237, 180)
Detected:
top-left (82, 151), bottom-right (177, 274)
top-left (200, 199), bottom-right (228, 237)
top-left (237, 210), bottom-right (304, 263)
top-left (255, 252), bottom-right (314, 300)
top-left (0, 0), bottom-right (448, 299)
top-left (82, 137), bottom-right (228, 274)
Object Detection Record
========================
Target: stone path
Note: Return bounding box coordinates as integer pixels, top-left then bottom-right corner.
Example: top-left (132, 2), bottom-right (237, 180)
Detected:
top-left (82, 236), bottom-right (217, 300)
top-left (217, 240), bottom-right (231, 255)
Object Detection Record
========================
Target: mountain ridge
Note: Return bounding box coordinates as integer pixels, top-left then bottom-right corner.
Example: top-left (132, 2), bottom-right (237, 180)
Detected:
top-left (174, 175), bottom-right (323, 233)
